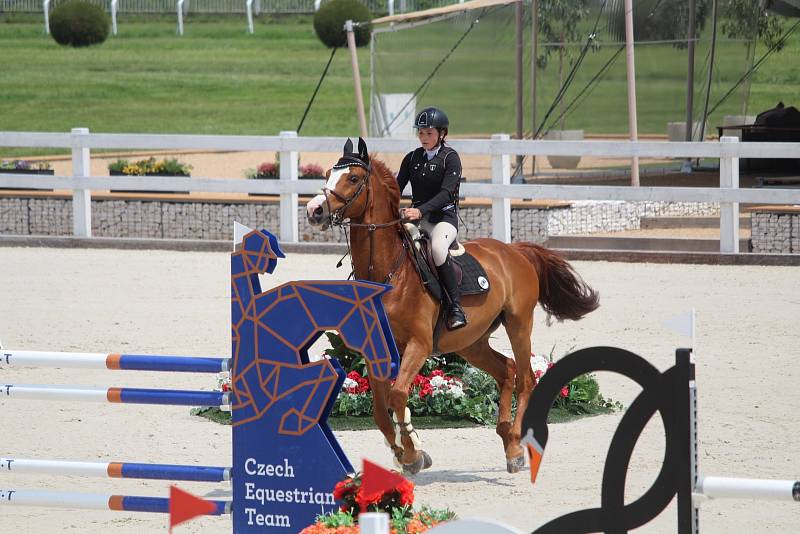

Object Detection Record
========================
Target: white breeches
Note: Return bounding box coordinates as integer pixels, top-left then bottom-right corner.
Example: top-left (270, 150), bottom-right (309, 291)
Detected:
top-left (420, 219), bottom-right (457, 266)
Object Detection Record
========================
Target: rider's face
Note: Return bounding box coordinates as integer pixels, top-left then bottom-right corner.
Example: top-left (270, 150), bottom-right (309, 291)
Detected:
top-left (417, 127), bottom-right (439, 150)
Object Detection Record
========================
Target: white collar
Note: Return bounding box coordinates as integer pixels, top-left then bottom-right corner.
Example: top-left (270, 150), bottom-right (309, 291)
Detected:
top-left (424, 145), bottom-right (441, 160)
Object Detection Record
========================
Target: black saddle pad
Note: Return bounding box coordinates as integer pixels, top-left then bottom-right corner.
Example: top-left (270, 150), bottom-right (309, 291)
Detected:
top-left (452, 252), bottom-right (490, 295)
top-left (410, 242), bottom-right (490, 301)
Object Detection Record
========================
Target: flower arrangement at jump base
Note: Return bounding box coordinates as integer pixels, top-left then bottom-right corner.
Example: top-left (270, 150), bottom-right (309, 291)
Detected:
top-left (108, 157), bottom-right (192, 176)
top-left (300, 461), bottom-right (454, 534)
top-left (197, 334), bottom-right (621, 427)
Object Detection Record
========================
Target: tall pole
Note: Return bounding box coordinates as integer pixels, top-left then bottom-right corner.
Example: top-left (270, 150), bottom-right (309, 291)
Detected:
top-left (624, 0), bottom-right (640, 185)
top-left (515, 1), bottom-right (524, 181)
top-left (530, 0), bottom-right (539, 175)
top-left (345, 20), bottom-right (369, 139)
top-left (683, 0), bottom-right (697, 172)
top-left (699, 0), bottom-right (718, 150)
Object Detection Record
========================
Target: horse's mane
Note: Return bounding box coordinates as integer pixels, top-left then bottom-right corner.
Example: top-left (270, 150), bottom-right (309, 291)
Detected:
top-left (370, 158), bottom-right (400, 214)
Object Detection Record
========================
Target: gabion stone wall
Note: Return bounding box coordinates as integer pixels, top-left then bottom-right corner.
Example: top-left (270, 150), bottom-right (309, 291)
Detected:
top-left (546, 201), bottom-right (720, 236)
top-left (0, 195), bottom-right (751, 250)
top-left (751, 212), bottom-right (800, 254)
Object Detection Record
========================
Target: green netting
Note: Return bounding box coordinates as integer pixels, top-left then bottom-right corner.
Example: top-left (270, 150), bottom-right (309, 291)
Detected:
top-left (370, 0), bottom-right (795, 138)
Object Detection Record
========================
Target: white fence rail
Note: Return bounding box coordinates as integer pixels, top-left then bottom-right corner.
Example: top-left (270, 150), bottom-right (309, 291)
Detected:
top-left (7, 0), bottom-right (455, 14)
top-left (2, 128), bottom-right (800, 252)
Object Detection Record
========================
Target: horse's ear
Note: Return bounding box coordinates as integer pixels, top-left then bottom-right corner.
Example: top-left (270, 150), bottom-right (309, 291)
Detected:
top-left (343, 138), bottom-right (353, 154)
top-left (357, 137), bottom-right (369, 163)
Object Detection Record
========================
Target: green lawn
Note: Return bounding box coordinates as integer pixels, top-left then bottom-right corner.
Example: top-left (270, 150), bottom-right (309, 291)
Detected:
top-left (1, 12), bottom-right (798, 155)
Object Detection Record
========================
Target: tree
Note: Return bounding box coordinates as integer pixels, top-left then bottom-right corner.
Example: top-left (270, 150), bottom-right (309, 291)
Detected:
top-left (720, 0), bottom-right (785, 115)
top-left (537, 0), bottom-right (592, 130)
top-left (608, 0), bottom-right (710, 49)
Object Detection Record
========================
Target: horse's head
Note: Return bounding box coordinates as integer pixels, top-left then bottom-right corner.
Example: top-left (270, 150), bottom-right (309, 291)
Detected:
top-left (306, 137), bottom-right (372, 228)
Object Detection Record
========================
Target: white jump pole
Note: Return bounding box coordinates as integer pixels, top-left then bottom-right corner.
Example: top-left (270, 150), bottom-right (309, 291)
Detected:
top-left (696, 476), bottom-right (800, 503)
top-left (0, 490), bottom-right (111, 511)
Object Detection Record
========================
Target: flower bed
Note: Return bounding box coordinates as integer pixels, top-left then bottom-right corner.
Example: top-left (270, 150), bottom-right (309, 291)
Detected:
top-left (199, 334), bottom-right (621, 429)
top-left (108, 157), bottom-right (192, 194)
top-left (0, 159), bottom-right (54, 190)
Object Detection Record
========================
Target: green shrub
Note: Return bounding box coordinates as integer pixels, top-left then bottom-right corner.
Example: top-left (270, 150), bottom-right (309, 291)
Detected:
top-left (313, 0), bottom-right (372, 49)
top-left (50, 0), bottom-right (110, 48)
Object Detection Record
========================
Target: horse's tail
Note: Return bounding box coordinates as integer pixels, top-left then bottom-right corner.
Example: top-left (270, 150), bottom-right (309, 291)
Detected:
top-left (511, 242), bottom-right (599, 322)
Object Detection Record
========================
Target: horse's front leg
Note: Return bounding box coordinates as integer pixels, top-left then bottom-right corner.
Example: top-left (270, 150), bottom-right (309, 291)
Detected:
top-left (367, 376), bottom-right (404, 464)
top-left (387, 337), bottom-right (433, 475)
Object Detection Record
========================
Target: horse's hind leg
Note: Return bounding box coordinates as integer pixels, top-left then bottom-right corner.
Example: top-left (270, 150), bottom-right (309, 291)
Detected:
top-left (503, 308), bottom-right (536, 473)
top-left (457, 338), bottom-right (517, 459)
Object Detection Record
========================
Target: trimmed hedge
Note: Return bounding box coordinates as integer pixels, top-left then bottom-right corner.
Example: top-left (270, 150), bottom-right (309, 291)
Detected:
top-left (313, 0), bottom-right (372, 49)
top-left (50, 0), bottom-right (110, 48)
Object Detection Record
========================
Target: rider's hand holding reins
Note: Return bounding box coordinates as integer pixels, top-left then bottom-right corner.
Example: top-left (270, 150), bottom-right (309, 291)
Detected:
top-left (401, 207), bottom-right (422, 221)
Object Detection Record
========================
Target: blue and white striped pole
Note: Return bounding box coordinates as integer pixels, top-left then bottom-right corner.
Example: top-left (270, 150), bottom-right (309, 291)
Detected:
top-left (0, 489), bottom-right (231, 514)
top-left (2, 350), bottom-right (229, 373)
top-left (0, 458), bottom-right (231, 483)
top-left (2, 384), bottom-right (229, 407)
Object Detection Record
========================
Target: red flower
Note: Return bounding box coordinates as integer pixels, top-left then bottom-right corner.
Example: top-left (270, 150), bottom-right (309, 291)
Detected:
top-left (560, 386), bottom-right (569, 398)
top-left (396, 479), bottom-right (415, 506)
top-left (412, 374), bottom-right (429, 387)
top-left (430, 369), bottom-right (444, 378)
top-left (419, 384), bottom-right (433, 398)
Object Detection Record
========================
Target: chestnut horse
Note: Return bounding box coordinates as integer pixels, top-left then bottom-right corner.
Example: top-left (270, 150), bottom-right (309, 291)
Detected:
top-left (306, 138), bottom-right (599, 474)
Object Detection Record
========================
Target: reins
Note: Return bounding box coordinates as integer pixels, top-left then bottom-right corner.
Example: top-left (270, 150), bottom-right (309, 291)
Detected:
top-left (324, 165), bottom-right (409, 283)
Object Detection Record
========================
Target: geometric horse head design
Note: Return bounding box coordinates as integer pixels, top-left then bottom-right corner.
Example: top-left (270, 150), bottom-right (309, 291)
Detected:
top-left (230, 227), bottom-right (400, 533)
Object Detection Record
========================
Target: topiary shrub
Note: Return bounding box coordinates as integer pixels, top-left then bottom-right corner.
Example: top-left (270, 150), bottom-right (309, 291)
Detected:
top-left (313, 0), bottom-right (372, 49)
top-left (50, 0), bottom-right (110, 48)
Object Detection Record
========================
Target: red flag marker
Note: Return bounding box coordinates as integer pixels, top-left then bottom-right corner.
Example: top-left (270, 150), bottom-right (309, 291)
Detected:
top-left (360, 459), bottom-right (408, 512)
top-left (169, 485), bottom-right (218, 533)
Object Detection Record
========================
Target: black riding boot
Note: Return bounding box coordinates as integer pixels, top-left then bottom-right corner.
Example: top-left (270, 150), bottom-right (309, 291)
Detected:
top-left (437, 257), bottom-right (467, 330)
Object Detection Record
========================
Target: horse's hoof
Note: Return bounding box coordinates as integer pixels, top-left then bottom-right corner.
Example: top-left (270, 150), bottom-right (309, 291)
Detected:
top-left (402, 451), bottom-right (430, 476)
top-left (421, 450), bottom-right (433, 469)
top-left (506, 454), bottom-right (525, 473)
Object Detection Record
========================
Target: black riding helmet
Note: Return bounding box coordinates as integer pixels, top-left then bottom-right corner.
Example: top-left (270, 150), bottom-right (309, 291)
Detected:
top-left (414, 107), bottom-right (449, 130)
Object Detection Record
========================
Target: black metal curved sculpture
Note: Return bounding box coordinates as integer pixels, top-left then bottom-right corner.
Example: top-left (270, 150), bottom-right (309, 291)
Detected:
top-left (522, 346), bottom-right (695, 534)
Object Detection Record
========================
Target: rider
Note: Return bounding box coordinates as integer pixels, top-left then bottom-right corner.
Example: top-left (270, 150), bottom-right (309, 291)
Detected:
top-left (397, 106), bottom-right (467, 331)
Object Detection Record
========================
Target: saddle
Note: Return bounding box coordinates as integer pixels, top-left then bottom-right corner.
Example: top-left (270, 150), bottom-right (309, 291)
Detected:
top-left (401, 223), bottom-right (490, 303)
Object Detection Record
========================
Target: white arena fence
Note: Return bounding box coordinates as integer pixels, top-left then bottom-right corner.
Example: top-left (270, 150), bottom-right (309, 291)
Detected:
top-left (1, 128), bottom-right (800, 253)
top-left (4, 0), bottom-right (457, 14)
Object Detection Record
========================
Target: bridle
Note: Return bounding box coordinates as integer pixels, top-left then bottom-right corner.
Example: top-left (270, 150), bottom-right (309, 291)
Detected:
top-left (323, 163), bottom-right (372, 226)
top-left (322, 163), bottom-right (408, 283)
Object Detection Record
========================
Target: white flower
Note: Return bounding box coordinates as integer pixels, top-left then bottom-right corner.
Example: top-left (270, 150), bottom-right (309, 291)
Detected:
top-left (530, 354), bottom-right (551, 375)
top-left (342, 377), bottom-right (358, 390)
top-left (430, 375), bottom-right (447, 388)
top-left (448, 383), bottom-right (465, 398)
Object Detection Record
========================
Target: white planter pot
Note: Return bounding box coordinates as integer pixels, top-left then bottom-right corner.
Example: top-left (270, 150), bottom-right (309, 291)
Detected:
top-left (544, 130), bottom-right (583, 169)
top-left (667, 121), bottom-right (706, 142)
